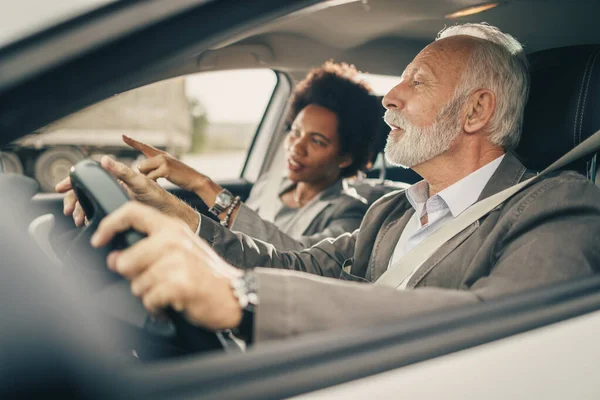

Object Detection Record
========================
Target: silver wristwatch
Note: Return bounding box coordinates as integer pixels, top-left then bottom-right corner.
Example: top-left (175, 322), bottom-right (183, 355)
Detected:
top-left (209, 189), bottom-right (235, 216)
top-left (230, 270), bottom-right (259, 312)
top-left (230, 270), bottom-right (258, 340)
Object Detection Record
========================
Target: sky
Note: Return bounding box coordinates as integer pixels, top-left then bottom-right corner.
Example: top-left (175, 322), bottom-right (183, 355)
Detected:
top-left (185, 70), bottom-right (278, 124)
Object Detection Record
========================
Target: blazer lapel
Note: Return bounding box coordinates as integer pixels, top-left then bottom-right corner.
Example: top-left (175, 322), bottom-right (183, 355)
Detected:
top-left (278, 180), bottom-right (344, 238)
top-left (280, 197), bottom-right (334, 238)
top-left (478, 151), bottom-right (528, 202)
top-left (253, 174), bottom-right (290, 223)
top-left (369, 204), bottom-right (414, 282)
top-left (405, 221), bottom-right (479, 288)
top-left (406, 152), bottom-right (528, 288)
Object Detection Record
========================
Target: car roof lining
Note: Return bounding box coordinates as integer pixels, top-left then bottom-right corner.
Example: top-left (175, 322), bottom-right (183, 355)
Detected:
top-left (3, 0), bottom-right (600, 143)
top-left (117, 0), bottom-right (600, 91)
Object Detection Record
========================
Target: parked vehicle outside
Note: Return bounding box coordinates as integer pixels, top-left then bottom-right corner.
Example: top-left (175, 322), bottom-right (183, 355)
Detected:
top-left (1, 78), bottom-right (191, 192)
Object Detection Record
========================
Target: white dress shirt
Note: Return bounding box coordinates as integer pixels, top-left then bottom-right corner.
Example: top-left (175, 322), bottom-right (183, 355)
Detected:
top-left (388, 155), bottom-right (505, 289)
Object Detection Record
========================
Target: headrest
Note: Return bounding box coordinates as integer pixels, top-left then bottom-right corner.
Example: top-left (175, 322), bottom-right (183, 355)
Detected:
top-left (516, 45), bottom-right (600, 173)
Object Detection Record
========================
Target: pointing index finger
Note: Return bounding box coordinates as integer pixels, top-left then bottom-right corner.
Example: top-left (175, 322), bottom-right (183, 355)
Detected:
top-left (122, 134), bottom-right (163, 157)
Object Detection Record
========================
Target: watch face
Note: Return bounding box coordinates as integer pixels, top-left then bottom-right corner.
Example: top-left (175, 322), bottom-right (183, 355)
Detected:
top-left (216, 190), bottom-right (234, 207)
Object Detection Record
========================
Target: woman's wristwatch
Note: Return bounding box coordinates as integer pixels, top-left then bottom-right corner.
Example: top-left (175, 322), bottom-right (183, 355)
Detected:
top-left (209, 189), bottom-right (235, 216)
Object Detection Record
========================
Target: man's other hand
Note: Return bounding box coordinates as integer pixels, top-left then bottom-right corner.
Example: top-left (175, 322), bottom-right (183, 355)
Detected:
top-left (91, 202), bottom-right (243, 331)
top-left (55, 156), bottom-right (199, 230)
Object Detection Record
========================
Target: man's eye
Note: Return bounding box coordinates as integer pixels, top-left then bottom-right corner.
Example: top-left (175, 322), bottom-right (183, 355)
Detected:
top-left (413, 80), bottom-right (423, 86)
top-left (312, 138), bottom-right (326, 146)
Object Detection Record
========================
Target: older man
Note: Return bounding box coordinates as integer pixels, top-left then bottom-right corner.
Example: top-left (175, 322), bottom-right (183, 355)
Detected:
top-left (67, 23), bottom-right (600, 342)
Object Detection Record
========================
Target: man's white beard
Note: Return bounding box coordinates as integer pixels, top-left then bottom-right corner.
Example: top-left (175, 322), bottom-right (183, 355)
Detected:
top-left (383, 94), bottom-right (465, 169)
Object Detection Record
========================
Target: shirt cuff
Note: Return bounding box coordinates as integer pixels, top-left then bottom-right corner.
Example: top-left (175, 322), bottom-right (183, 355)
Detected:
top-left (194, 211), bottom-right (202, 236)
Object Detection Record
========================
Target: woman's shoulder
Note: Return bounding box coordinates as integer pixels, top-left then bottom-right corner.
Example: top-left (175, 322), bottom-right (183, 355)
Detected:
top-left (328, 187), bottom-right (368, 216)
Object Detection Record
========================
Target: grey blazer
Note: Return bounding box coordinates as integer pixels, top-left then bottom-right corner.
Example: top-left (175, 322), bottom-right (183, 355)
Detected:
top-left (229, 173), bottom-right (367, 251)
top-left (199, 153), bottom-right (600, 342)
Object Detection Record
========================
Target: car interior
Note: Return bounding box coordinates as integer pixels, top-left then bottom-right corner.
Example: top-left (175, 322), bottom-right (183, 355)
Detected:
top-left (2, 0), bottom-right (600, 398)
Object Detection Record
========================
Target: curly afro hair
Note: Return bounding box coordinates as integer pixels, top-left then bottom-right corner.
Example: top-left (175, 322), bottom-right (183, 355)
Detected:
top-left (285, 61), bottom-right (382, 178)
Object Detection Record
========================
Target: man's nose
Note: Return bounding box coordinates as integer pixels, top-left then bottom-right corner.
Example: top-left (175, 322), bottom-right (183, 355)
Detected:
top-left (382, 83), bottom-right (406, 110)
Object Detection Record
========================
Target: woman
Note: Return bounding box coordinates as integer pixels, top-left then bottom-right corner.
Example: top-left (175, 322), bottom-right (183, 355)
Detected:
top-left (127, 62), bottom-right (381, 250)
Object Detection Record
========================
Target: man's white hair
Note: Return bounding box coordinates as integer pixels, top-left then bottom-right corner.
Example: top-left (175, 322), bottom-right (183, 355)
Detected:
top-left (437, 23), bottom-right (530, 149)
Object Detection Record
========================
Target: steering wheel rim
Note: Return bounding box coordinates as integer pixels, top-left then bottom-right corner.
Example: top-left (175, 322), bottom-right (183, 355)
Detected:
top-left (64, 160), bottom-right (233, 360)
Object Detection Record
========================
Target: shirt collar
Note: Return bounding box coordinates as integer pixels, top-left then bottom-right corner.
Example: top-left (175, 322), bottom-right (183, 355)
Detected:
top-left (406, 180), bottom-right (429, 217)
top-left (406, 154), bottom-right (505, 217)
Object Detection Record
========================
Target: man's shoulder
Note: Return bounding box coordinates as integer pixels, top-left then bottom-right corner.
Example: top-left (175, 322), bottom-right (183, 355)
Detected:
top-left (329, 191), bottom-right (369, 217)
top-left (506, 169), bottom-right (600, 215)
top-left (524, 170), bottom-right (596, 196)
top-left (364, 187), bottom-right (410, 216)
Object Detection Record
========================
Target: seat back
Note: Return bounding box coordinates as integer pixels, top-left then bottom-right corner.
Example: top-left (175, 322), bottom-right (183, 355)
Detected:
top-left (516, 45), bottom-right (600, 174)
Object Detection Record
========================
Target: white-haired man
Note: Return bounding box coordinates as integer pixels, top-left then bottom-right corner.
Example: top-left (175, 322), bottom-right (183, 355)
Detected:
top-left (68, 23), bottom-right (600, 342)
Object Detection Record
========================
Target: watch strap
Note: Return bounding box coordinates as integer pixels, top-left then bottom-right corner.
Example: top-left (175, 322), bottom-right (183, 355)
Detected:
top-left (209, 189), bottom-right (234, 216)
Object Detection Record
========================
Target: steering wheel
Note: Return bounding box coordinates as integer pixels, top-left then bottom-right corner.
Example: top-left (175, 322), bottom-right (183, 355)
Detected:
top-left (66, 159), bottom-right (232, 360)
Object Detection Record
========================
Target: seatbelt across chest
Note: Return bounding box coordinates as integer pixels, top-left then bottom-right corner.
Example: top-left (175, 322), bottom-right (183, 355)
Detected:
top-left (375, 129), bottom-right (600, 289)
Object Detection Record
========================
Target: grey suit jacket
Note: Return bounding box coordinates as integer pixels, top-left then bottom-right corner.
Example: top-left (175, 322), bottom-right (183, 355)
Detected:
top-left (199, 153), bottom-right (600, 342)
top-left (229, 173), bottom-right (367, 251)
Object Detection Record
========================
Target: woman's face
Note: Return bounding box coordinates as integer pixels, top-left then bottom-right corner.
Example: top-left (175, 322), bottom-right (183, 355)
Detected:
top-left (285, 104), bottom-right (352, 184)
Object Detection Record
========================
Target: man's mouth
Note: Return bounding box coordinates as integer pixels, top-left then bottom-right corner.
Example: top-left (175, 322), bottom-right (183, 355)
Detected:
top-left (385, 122), bottom-right (404, 134)
top-left (384, 117), bottom-right (403, 131)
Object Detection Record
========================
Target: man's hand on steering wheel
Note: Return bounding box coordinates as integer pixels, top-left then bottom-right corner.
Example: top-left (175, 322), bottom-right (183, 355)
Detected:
top-left (55, 156), bottom-right (199, 231)
top-left (90, 201), bottom-right (243, 331)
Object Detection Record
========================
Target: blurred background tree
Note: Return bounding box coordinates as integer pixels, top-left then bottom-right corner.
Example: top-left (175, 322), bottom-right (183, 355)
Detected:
top-left (189, 97), bottom-right (208, 154)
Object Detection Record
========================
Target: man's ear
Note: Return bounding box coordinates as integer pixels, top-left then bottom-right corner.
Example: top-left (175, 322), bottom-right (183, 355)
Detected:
top-left (463, 89), bottom-right (496, 134)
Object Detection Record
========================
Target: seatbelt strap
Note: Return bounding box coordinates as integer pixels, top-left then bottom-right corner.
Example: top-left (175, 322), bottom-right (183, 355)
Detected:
top-left (375, 129), bottom-right (600, 289)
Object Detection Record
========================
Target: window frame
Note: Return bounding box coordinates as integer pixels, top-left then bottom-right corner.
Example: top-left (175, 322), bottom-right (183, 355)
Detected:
top-left (180, 67), bottom-right (285, 183)
top-left (241, 70), bottom-right (293, 183)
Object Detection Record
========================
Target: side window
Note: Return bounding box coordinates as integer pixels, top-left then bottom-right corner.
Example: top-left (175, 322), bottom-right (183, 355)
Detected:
top-left (183, 70), bottom-right (277, 182)
top-left (1, 69), bottom-right (277, 192)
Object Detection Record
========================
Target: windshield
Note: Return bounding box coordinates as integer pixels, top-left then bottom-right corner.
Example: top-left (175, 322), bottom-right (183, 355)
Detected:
top-left (0, 0), bottom-right (116, 48)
